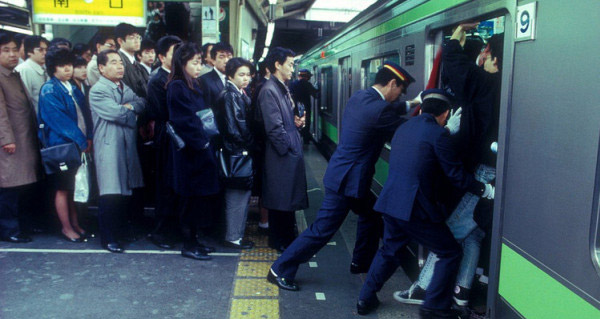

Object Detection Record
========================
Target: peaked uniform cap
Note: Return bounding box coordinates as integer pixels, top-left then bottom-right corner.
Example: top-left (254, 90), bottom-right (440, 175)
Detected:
top-left (382, 61), bottom-right (415, 84)
top-left (421, 88), bottom-right (452, 104)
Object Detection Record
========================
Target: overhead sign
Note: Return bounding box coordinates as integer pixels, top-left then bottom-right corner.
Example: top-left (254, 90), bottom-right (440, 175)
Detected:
top-left (32, 0), bottom-right (146, 27)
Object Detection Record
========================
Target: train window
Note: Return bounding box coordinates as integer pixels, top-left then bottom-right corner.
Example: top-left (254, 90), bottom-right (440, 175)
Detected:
top-left (320, 67), bottom-right (334, 115)
top-left (361, 54), bottom-right (400, 89)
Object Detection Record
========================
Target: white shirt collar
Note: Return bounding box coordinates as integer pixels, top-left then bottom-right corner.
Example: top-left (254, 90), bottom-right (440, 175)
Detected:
top-left (214, 68), bottom-right (226, 85)
top-left (161, 66), bottom-right (171, 74)
top-left (119, 49), bottom-right (136, 65)
top-left (141, 63), bottom-right (152, 74)
top-left (60, 80), bottom-right (73, 93)
top-left (372, 86), bottom-right (385, 101)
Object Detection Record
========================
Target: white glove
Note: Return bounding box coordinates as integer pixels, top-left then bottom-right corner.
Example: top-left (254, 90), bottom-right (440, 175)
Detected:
top-left (482, 183), bottom-right (495, 200)
top-left (445, 107), bottom-right (462, 135)
top-left (414, 91), bottom-right (423, 104)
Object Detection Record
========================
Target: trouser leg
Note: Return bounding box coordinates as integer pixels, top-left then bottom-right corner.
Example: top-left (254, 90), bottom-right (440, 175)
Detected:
top-left (224, 188), bottom-right (251, 242)
top-left (455, 227), bottom-right (486, 289)
top-left (0, 187), bottom-right (21, 238)
top-left (272, 189), bottom-right (350, 279)
top-left (350, 195), bottom-right (382, 268)
top-left (268, 209), bottom-right (297, 248)
top-left (98, 194), bottom-right (126, 245)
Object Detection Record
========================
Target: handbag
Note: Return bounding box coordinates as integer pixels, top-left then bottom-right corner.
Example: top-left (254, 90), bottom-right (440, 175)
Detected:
top-left (38, 123), bottom-right (81, 175)
top-left (165, 121), bottom-right (185, 151)
top-left (217, 148), bottom-right (254, 190)
top-left (74, 153), bottom-right (90, 203)
top-left (196, 108), bottom-right (220, 138)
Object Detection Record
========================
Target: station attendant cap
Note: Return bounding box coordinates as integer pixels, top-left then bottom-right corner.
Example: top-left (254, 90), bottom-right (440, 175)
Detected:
top-left (382, 61), bottom-right (415, 85)
top-left (298, 69), bottom-right (311, 75)
top-left (421, 88), bottom-right (451, 104)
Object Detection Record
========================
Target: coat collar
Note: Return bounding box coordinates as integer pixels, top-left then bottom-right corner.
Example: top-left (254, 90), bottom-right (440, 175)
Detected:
top-left (0, 64), bottom-right (14, 77)
top-left (98, 75), bottom-right (122, 90)
top-left (22, 58), bottom-right (46, 76)
top-left (269, 76), bottom-right (290, 95)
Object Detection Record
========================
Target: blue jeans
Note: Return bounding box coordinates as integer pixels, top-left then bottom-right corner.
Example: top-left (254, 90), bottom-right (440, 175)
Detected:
top-left (416, 164), bottom-right (495, 290)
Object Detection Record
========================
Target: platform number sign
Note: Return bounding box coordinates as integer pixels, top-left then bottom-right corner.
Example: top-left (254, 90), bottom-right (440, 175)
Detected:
top-left (516, 2), bottom-right (537, 41)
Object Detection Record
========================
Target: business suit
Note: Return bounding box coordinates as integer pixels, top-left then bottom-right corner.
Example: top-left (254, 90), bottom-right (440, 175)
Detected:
top-left (199, 69), bottom-right (224, 109)
top-left (272, 87), bottom-right (408, 280)
top-left (359, 113), bottom-right (485, 310)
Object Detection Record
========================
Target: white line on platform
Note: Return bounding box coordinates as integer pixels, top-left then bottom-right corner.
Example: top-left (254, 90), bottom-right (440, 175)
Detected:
top-left (0, 248), bottom-right (240, 256)
top-left (315, 292), bottom-right (326, 300)
top-left (307, 188), bottom-right (321, 193)
top-left (309, 262), bottom-right (318, 268)
top-left (326, 241), bottom-right (336, 246)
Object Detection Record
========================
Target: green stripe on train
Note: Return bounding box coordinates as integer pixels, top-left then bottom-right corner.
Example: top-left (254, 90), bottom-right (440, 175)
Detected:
top-left (323, 120), bottom-right (339, 144)
top-left (499, 244), bottom-right (600, 318)
top-left (374, 158), bottom-right (389, 187)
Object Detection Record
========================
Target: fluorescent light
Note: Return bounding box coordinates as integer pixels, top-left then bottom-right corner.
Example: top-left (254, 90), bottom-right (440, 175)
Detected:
top-left (265, 22), bottom-right (275, 48)
top-left (0, 25), bottom-right (33, 35)
top-left (268, 0), bottom-right (278, 5)
top-left (261, 47), bottom-right (269, 59)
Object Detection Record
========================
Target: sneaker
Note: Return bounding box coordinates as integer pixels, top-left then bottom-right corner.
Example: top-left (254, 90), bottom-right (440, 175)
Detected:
top-left (393, 284), bottom-right (426, 305)
top-left (453, 285), bottom-right (470, 307)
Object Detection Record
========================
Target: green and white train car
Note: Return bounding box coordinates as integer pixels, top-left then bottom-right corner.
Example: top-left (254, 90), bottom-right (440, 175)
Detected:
top-left (297, 0), bottom-right (600, 317)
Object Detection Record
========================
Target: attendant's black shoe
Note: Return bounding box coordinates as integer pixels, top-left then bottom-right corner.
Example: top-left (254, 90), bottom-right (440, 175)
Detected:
top-left (223, 239), bottom-right (254, 250)
top-left (419, 307), bottom-right (463, 319)
top-left (357, 296), bottom-right (380, 315)
top-left (267, 268), bottom-right (299, 291)
top-left (1, 234), bottom-right (32, 243)
top-left (148, 234), bottom-right (174, 250)
top-left (350, 262), bottom-right (369, 274)
top-left (181, 247), bottom-right (212, 260)
top-left (103, 242), bottom-right (124, 253)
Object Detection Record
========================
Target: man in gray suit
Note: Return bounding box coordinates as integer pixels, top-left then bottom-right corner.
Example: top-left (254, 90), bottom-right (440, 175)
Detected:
top-left (89, 49), bottom-right (145, 253)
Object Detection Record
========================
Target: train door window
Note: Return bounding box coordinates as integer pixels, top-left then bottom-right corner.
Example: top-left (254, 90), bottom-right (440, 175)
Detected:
top-left (320, 67), bottom-right (334, 115)
top-left (361, 54), bottom-right (400, 89)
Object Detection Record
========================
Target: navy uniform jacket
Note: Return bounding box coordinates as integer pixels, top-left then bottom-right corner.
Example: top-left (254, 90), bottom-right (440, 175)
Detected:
top-left (374, 114), bottom-right (485, 223)
top-left (322, 87), bottom-right (408, 198)
top-left (199, 69), bottom-right (224, 109)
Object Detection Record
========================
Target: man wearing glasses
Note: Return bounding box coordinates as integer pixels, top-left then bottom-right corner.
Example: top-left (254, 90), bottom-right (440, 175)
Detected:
top-left (115, 23), bottom-right (148, 98)
top-left (14, 35), bottom-right (49, 114)
top-left (88, 32), bottom-right (116, 86)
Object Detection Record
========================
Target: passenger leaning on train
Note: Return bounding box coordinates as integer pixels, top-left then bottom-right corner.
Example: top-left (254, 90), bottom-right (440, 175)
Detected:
top-left (396, 23), bottom-right (504, 311)
top-left (38, 47), bottom-right (93, 243)
top-left (166, 43), bottom-right (220, 261)
top-left (357, 89), bottom-right (495, 318)
top-left (215, 57), bottom-right (256, 250)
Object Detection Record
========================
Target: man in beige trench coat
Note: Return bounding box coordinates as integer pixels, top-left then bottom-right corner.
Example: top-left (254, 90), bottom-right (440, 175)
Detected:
top-left (0, 33), bottom-right (42, 243)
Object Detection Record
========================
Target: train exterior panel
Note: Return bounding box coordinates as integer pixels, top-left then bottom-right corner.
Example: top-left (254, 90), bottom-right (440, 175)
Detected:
top-left (297, 0), bottom-right (600, 317)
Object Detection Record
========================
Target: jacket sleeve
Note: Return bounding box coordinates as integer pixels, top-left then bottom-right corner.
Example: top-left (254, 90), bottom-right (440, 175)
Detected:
top-left (259, 87), bottom-right (291, 156)
top-left (434, 130), bottom-right (485, 196)
top-left (89, 86), bottom-right (137, 128)
top-left (443, 39), bottom-right (482, 103)
top-left (0, 86), bottom-right (15, 147)
top-left (225, 93), bottom-right (254, 149)
top-left (167, 82), bottom-right (209, 150)
top-left (373, 102), bottom-right (405, 137)
top-left (38, 85), bottom-right (88, 150)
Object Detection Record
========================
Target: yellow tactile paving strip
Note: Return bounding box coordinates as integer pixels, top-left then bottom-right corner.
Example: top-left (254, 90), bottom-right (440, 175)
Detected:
top-left (228, 219), bottom-right (280, 319)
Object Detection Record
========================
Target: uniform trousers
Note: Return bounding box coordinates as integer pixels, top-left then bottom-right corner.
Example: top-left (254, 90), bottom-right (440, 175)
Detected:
top-left (272, 187), bottom-right (382, 280)
top-left (359, 214), bottom-right (462, 310)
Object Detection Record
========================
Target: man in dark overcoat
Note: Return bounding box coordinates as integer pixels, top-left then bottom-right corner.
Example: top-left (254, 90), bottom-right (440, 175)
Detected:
top-left (268, 62), bottom-right (420, 291)
top-left (145, 35), bottom-right (181, 249)
top-left (356, 89), bottom-right (495, 317)
top-left (258, 47), bottom-right (308, 252)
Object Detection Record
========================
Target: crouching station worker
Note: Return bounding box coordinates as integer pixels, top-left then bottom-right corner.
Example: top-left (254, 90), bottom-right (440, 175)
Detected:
top-left (356, 89), bottom-right (494, 318)
top-left (268, 61), bottom-right (420, 291)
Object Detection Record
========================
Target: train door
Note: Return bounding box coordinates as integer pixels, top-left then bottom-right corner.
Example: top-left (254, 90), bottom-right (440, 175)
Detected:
top-left (312, 66), bottom-right (322, 142)
top-left (338, 56), bottom-right (352, 136)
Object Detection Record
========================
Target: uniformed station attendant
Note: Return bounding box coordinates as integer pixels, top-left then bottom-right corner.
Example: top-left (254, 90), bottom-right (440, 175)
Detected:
top-left (356, 89), bottom-right (495, 318)
top-left (268, 61), bottom-right (421, 291)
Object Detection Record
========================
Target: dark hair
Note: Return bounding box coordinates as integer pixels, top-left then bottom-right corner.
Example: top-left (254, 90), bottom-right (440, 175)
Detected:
top-left (92, 32), bottom-right (116, 53)
top-left (115, 23), bottom-right (139, 41)
top-left (201, 42), bottom-right (214, 63)
top-left (14, 33), bottom-right (26, 47)
top-left (421, 98), bottom-right (450, 117)
top-left (72, 43), bottom-right (91, 57)
top-left (0, 32), bottom-right (15, 47)
top-left (97, 49), bottom-right (120, 66)
top-left (487, 34), bottom-right (504, 70)
top-left (24, 35), bottom-right (49, 55)
top-left (45, 47), bottom-right (75, 76)
top-left (258, 61), bottom-right (269, 77)
top-left (210, 42), bottom-right (233, 60)
top-left (73, 56), bottom-right (88, 68)
top-left (264, 47), bottom-right (295, 73)
top-left (49, 37), bottom-right (71, 50)
top-left (374, 67), bottom-right (406, 87)
top-left (225, 58), bottom-right (253, 79)
top-left (140, 38), bottom-right (155, 52)
top-left (156, 35), bottom-right (182, 57)
top-left (167, 42), bottom-right (201, 91)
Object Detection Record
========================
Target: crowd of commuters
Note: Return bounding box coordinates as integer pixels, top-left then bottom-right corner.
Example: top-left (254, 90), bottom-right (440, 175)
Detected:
top-left (0, 19), bottom-right (501, 319)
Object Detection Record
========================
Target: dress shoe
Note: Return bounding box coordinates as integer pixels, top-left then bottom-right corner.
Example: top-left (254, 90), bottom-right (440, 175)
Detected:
top-left (419, 307), bottom-right (463, 319)
top-left (199, 244), bottom-right (215, 253)
top-left (62, 233), bottom-right (86, 243)
top-left (223, 239), bottom-right (254, 250)
top-left (181, 247), bottom-right (212, 260)
top-left (78, 230), bottom-right (95, 239)
top-left (357, 296), bottom-right (380, 315)
top-left (267, 268), bottom-right (299, 291)
top-left (148, 234), bottom-right (174, 250)
top-left (1, 234), bottom-right (32, 243)
top-left (103, 242), bottom-right (124, 253)
top-left (350, 262), bottom-right (370, 274)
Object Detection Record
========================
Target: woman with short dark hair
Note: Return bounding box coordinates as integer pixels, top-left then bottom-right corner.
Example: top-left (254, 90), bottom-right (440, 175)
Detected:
top-left (38, 47), bottom-right (93, 242)
top-left (166, 43), bottom-right (220, 260)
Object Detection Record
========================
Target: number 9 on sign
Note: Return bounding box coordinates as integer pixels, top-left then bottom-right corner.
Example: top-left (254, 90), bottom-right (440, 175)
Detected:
top-left (516, 2), bottom-right (536, 41)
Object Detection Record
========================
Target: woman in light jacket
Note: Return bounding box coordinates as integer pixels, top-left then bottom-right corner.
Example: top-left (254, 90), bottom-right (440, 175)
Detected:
top-left (38, 47), bottom-right (92, 242)
top-left (215, 58), bottom-right (255, 249)
top-left (166, 43), bottom-right (220, 260)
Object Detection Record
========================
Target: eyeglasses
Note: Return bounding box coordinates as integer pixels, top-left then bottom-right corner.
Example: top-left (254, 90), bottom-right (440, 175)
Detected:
top-left (126, 35), bottom-right (142, 41)
top-left (34, 47), bottom-right (48, 53)
top-left (102, 43), bottom-right (116, 49)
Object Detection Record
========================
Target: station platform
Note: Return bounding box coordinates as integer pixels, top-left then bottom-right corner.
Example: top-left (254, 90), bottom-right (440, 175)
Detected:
top-left (0, 144), bottom-right (420, 319)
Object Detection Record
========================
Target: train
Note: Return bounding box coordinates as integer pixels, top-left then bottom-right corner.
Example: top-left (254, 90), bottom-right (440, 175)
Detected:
top-left (296, 0), bottom-right (600, 317)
